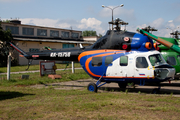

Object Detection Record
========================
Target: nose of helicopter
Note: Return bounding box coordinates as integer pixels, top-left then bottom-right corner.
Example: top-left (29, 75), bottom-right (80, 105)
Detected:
top-left (154, 68), bottom-right (175, 80)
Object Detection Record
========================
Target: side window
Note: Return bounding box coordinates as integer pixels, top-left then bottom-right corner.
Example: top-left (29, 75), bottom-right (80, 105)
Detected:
top-left (177, 55), bottom-right (180, 63)
top-left (167, 57), bottom-right (176, 66)
top-left (92, 57), bottom-right (102, 67)
top-left (105, 56), bottom-right (113, 66)
top-left (120, 56), bottom-right (128, 66)
top-left (136, 57), bottom-right (148, 68)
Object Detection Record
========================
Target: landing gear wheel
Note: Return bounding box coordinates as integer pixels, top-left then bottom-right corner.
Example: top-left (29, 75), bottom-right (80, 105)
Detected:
top-left (118, 82), bottom-right (127, 89)
top-left (87, 82), bottom-right (97, 92)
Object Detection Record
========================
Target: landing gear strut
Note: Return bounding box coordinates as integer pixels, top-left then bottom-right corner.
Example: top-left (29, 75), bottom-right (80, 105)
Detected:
top-left (152, 85), bottom-right (161, 94)
top-left (87, 76), bottom-right (107, 92)
top-left (118, 82), bottom-right (127, 89)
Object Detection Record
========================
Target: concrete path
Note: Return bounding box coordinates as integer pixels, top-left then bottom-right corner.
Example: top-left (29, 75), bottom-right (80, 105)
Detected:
top-left (1, 67), bottom-right (180, 96)
top-left (30, 78), bottom-right (180, 96)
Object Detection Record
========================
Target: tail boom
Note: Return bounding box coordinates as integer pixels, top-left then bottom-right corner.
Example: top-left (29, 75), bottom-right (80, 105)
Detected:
top-left (9, 42), bottom-right (27, 55)
top-left (137, 28), bottom-right (180, 54)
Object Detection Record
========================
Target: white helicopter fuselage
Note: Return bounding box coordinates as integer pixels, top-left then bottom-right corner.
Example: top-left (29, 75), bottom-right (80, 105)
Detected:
top-left (79, 50), bottom-right (175, 84)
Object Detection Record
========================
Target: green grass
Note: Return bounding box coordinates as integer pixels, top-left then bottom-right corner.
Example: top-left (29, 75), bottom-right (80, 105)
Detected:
top-left (0, 87), bottom-right (180, 120)
top-left (0, 69), bottom-right (90, 87)
top-left (0, 64), bottom-right (180, 119)
top-left (0, 63), bottom-right (82, 73)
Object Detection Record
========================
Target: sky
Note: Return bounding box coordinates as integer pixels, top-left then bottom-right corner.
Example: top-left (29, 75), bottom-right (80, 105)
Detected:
top-left (0, 0), bottom-right (180, 37)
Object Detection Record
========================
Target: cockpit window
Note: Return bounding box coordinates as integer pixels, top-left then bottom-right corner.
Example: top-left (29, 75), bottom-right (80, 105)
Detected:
top-left (149, 54), bottom-right (166, 66)
top-left (136, 57), bottom-right (148, 68)
top-left (167, 56), bottom-right (176, 66)
top-left (92, 57), bottom-right (102, 67)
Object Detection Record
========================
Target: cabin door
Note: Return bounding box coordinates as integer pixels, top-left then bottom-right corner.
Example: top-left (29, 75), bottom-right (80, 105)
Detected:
top-left (134, 56), bottom-right (152, 78)
top-left (105, 56), bottom-right (129, 77)
top-left (118, 56), bottom-right (129, 77)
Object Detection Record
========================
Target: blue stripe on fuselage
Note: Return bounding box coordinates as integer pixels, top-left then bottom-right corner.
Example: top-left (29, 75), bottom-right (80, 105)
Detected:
top-left (81, 51), bottom-right (131, 78)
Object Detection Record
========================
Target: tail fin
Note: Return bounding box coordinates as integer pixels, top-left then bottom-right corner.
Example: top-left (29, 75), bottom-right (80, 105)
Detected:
top-left (9, 42), bottom-right (27, 55)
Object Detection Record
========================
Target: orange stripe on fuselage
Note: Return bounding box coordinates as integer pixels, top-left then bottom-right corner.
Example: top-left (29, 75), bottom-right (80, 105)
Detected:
top-left (78, 49), bottom-right (121, 62)
top-left (104, 76), bottom-right (154, 79)
top-left (81, 50), bottom-right (153, 79)
top-left (85, 51), bottom-right (124, 78)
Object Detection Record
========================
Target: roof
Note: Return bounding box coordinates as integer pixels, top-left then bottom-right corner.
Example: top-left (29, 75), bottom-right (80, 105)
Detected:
top-left (2, 21), bottom-right (82, 33)
top-left (13, 37), bottom-right (94, 44)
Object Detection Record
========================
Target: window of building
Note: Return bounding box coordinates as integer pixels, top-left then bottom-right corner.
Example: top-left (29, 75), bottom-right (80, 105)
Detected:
top-left (50, 30), bottom-right (59, 37)
top-left (23, 27), bottom-right (34, 35)
top-left (37, 29), bottom-right (47, 36)
top-left (63, 44), bottom-right (74, 48)
top-left (105, 56), bottom-right (113, 66)
top-left (120, 56), bottom-right (128, 66)
top-left (71, 32), bottom-right (79, 38)
top-left (61, 31), bottom-right (69, 38)
top-left (136, 57), bottom-right (148, 68)
top-left (92, 57), bottom-right (102, 67)
top-left (29, 48), bottom-right (40, 52)
top-left (6, 26), bottom-right (19, 34)
top-left (167, 56), bottom-right (176, 66)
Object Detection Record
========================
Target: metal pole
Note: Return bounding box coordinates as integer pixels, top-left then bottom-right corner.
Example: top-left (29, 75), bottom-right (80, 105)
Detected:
top-left (72, 61), bottom-right (74, 73)
top-left (102, 5), bottom-right (124, 30)
top-left (112, 10), bottom-right (113, 30)
top-left (7, 55), bottom-right (11, 80)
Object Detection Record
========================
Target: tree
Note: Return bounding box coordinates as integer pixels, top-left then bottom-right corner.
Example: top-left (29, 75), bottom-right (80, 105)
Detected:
top-left (2, 19), bottom-right (10, 23)
top-left (82, 30), bottom-right (97, 36)
top-left (98, 33), bottom-right (103, 38)
top-left (0, 22), bottom-right (13, 66)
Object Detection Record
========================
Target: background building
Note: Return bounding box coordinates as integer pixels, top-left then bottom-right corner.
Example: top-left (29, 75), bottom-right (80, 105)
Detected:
top-left (1, 20), bottom-right (97, 65)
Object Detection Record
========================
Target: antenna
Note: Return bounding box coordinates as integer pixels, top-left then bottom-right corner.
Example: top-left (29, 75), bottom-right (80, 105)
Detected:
top-left (108, 18), bottom-right (128, 31)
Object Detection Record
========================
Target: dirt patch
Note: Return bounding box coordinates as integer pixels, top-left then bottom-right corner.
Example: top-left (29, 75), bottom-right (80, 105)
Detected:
top-left (30, 79), bottom-right (180, 96)
top-left (30, 79), bottom-right (97, 90)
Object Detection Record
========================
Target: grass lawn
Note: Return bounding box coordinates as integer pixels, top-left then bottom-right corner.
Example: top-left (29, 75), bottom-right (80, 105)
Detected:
top-left (0, 66), bottom-right (180, 119)
top-left (0, 86), bottom-right (180, 119)
top-left (0, 69), bottom-right (90, 86)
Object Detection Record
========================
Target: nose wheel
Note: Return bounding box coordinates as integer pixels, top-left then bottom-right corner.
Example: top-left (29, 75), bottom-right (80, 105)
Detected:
top-left (87, 82), bottom-right (97, 92)
top-left (87, 76), bottom-right (107, 92)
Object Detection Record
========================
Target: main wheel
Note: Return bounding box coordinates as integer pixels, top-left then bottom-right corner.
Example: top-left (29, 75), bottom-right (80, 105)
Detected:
top-left (118, 82), bottom-right (127, 89)
top-left (87, 82), bottom-right (97, 92)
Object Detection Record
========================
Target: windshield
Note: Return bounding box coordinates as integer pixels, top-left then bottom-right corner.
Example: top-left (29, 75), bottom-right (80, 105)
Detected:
top-left (149, 54), bottom-right (166, 66)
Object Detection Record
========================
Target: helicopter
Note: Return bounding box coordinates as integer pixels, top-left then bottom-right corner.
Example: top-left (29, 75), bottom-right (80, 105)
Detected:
top-left (141, 26), bottom-right (180, 79)
top-left (9, 18), bottom-right (175, 92)
top-left (170, 30), bottom-right (180, 40)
